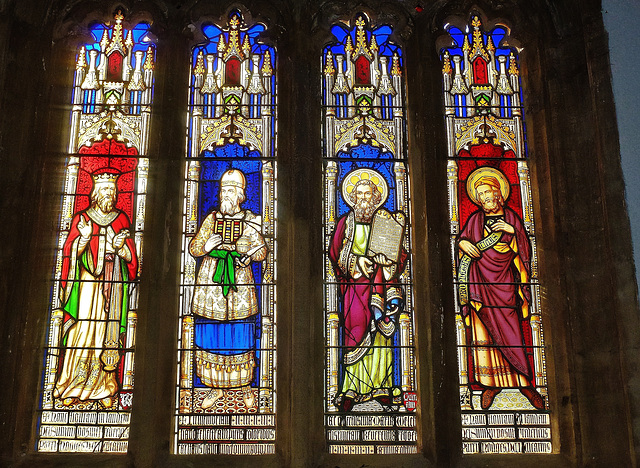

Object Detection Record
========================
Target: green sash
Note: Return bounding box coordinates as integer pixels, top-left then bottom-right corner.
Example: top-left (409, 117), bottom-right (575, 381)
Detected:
top-left (209, 249), bottom-right (241, 296)
top-left (457, 231), bottom-right (502, 306)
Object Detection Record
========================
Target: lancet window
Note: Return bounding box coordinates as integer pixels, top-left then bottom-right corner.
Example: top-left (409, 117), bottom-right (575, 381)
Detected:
top-left (441, 16), bottom-right (552, 454)
top-left (175, 10), bottom-right (277, 456)
top-left (36, 12), bottom-right (155, 453)
top-left (322, 13), bottom-right (418, 454)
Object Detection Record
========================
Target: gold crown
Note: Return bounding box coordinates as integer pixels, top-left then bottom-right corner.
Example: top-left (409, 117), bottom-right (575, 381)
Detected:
top-left (92, 172), bottom-right (119, 183)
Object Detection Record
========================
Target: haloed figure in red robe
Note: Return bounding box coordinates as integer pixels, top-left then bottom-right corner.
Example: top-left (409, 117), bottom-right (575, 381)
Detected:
top-left (457, 167), bottom-right (544, 410)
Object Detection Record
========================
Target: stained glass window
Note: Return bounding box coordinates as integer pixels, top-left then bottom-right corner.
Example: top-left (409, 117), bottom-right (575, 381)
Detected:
top-left (175, 10), bottom-right (277, 455)
top-left (36, 12), bottom-right (155, 453)
top-left (441, 16), bottom-right (552, 454)
top-left (322, 13), bottom-right (418, 454)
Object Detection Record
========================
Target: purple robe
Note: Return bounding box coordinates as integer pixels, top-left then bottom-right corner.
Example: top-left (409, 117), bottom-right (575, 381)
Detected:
top-left (458, 207), bottom-right (533, 379)
top-left (329, 212), bottom-right (407, 350)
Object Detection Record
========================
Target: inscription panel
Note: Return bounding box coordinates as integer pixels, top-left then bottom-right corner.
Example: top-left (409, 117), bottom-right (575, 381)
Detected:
top-left (461, 411), bottom-right (552, 454)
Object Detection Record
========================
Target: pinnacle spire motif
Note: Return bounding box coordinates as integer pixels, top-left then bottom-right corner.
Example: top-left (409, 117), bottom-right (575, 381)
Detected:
top-left (323, 13), bottom-right (403, 118)
top-left (354, 16), bottom-right (373, 60)
top-left (143, 46), bottom-right (154, 71)
top-left (242, 35), bottom-right (251, 56)
top-left (324, 51), bottom-right (335, 75)
top-left (496, 55), bottom-right (513, 95)
top-left (370, 34), bottom-right (378, 53)
top-left (508, 52), bottom-right (519, 76)
top-left (345, 35), bottom-right (354, 54)
top-left (217, 35), bottom-right (227, 53)
top-left (105, 11), bottom-right (128, 57)
top-left (125, 30), bottom-right (134, 50)
top-left (441, 16), bottom-right (522, 117)
top-left (442, 51), bottom-right (452, 75)
top-left (200, 54), bottom-right (219, 94)
top-left (194, 51), bottom-right (206, 75)
top-left (487, 36), bottom-right (495, 53)
top-left (224, 14), bottom-right (244, 61)
top-left (377, 56), bottom-right (396, 96)
top-left (331, 55), bottom-right (349, 93)
top-left (75, 12), bottom-right (156, 98)
top-left (470, 16), bottom-right (490, 61)
top-left (189, 10), bottom-right (275, 119)
top-left (76, 46), bottom-right (87, 69)
top-left (100, 29), bottom-right (110, 51)
top-left (128, 50), bottom-right (146, 91)
top-left (262, 51), bottom-right (273, 76)
top-left (224, 14), bottom-right (249, 61)
top-left (391, 52), bottom-right (402, 76)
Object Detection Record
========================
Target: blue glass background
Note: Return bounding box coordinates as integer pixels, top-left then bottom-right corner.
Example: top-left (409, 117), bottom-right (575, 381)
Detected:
top-left (326, 22), bottom-right (403, 62)
top-left (187, 16), bottom-right (276, 157)
top-left (441, 24), bottom-right (521, 120)
top-left (86, 22), bottom-right (154, 58)
top-left (334, 144), bottom-right (398, 219)
top-left (323, 16), bottom-right (402, 110)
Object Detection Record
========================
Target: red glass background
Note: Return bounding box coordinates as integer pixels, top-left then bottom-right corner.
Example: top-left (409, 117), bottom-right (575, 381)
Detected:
top-left (75, 138), bottom-right (139, 220)
top-left (108, 52), bottom-right (124, 81)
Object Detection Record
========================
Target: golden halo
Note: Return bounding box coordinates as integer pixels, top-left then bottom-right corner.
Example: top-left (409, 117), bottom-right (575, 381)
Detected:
top-left (342, 168), bottom-right (388, 209)
top-left (466, 167), bottom-right (510, 206)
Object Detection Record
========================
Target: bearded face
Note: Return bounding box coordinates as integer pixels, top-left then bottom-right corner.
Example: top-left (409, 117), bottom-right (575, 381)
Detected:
top-left (220, 186), bottom-right (242, 215)
top-left (476, 184), bottom-right (503, 214)
top-left (92, 183), bottom-right (117, 213)
top-left (352, 182), bottom-right (379, 223)
top-left (354, 197), bottom-right (376, 223)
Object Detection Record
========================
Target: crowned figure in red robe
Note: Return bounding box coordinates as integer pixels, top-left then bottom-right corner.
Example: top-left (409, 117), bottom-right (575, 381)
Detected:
top-left (54, 169), bottom-right (137, 408)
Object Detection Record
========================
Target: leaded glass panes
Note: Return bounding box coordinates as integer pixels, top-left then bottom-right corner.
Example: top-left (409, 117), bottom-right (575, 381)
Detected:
top-left (36, 12), bottom-right (155, 453)
top-left (322, 13), bottom-right (418, 454)
top-left (441, 16), bottom-right (552, 454)
top-left (175, 10), bottom-right (277, 455)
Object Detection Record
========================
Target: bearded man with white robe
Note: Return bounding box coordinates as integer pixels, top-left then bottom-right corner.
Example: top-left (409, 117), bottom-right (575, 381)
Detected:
top-left (190, 169), bottom-right (267, 409)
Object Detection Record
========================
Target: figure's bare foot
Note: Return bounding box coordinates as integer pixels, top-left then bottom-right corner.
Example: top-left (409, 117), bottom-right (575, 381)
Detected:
top-left (62, 397), bottom-right (77, 407)
top-left (201, 389), bottom-right (223, 409)
top-left (243, 387), bottom-right (255, 409)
